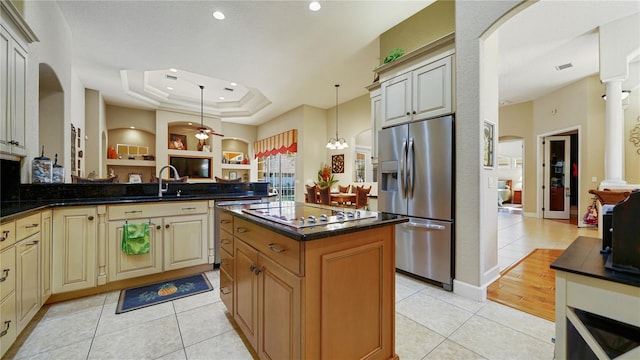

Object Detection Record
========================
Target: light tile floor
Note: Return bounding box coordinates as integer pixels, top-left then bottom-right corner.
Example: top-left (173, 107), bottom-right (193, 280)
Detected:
top-left (5, 212), bottom-right (598, 360)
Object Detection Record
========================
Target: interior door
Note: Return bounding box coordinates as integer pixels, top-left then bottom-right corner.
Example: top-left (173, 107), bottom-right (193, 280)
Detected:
top-left (544, 136), bottom-right (571, 219)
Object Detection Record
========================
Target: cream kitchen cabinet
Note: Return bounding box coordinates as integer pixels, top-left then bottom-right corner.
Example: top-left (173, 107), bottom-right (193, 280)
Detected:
top-left (40, 210), bottom-right (52, 304)
top-left (15, 233), bottom-right (39, 333)
top-left (0, 2), bottom-right (37, 157)
top-left (106, 201), bottom-right (209, 280)
top-left (14, 213), bottom-right (41, 333)
top-left (52, 207), bottom-right (98, 293)
top-left (380, 54), bottom-right (453, 128)
top-left (0, 244), bottom-right (16, 358)
top-left (370, 87), bottom-right (381, 165)
top-left (107, 219), bottom-right (163, 281)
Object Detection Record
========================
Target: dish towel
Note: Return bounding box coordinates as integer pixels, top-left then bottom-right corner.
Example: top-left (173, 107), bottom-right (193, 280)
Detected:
top-left (122, 223), bottom-right (150, 255)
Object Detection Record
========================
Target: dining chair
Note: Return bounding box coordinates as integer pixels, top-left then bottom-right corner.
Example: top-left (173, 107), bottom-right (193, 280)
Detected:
top-left (306, 184), bottom-right (318, 204)
top-left (317, 186), bottom-right (331, 205)
top-left (354, 186), bottom-right (369, 209)
top-left (338, 184), bottom-right (350, 193)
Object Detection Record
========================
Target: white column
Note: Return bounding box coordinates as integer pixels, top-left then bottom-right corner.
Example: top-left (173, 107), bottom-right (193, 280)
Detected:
top-left (601, 80), bottom-right (626, 187)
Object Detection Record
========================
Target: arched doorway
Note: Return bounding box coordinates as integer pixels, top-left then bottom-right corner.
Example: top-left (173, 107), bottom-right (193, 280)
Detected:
top-left (38, 63), bottom-right (65, 179)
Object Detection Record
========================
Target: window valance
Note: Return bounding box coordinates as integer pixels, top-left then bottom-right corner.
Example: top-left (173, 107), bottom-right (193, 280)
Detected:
top-left (254, 129), bottom-right (297, 158)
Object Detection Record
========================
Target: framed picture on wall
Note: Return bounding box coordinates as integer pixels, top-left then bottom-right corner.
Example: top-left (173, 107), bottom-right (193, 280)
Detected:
top-left (168, 133), bottom-right (187, 150)
top-left (332, 154), bottom-right (344, 173)
top-left (229, 171), bottom-right (237, 180)
top-left (483, 121), bottom-right (495, 168)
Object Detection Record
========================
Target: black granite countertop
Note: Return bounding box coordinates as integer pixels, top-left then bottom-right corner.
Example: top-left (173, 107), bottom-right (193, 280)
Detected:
top-left (551, 236), bottom-right (640, 288)
top-left (1, 182), bottom-right (269, 221)
top-left (216, 200), bottom-right (408, 241)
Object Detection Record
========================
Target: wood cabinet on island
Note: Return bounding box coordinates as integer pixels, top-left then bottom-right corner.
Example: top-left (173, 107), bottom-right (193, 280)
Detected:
top-left (216, 201), bottom-right (408, 360)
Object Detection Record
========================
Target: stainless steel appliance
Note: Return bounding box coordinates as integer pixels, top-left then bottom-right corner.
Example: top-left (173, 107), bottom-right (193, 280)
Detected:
top-left (378, 115), bottom-right (454, 290)
top-left (242, 204), bottom-right (378, 229)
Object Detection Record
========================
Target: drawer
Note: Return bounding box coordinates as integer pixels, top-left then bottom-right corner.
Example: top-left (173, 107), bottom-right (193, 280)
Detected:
top-left (220, 248), bottom-right (234, 276)
top-left (0, 246), bottom-right (16, 300)
top-left (219, 266), bottom-right (233, 314)
top-left (16, 213), bottom-right (41, 241)
top-left (220, 229), bottom-right (234, 255)
top-left (234, 217), bottom-right (302, 275)
top-left (0, 292), bottom-right (17, 358)
top-left (218, 211), bottom-right (234, 234)
top-left (0, 221), bottom-right (15, 251)
top-left (108, 201), bottom-right (208, 220)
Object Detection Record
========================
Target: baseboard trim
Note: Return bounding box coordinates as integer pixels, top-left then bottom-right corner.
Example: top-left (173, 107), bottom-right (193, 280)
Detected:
top-left (453, 279), bottom-right (487, 302)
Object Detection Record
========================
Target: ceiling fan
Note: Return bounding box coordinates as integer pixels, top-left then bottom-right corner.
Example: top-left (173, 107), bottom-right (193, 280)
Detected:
top-left (195, 85), bottom-right (224, 139)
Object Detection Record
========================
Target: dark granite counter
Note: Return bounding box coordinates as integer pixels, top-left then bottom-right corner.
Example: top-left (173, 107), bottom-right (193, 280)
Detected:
top-left (551, 236), bottom-right (640, 288)
top-left (1, 182), bottom-right (269, 221)
top-left (216, 200), bottom-right (408, 241)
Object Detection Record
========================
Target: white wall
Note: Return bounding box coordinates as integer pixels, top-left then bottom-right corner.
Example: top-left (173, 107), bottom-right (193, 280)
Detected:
top-left (454, 0), bottom-right (523, 301)
top-left (21, 1), bottom-right (74, 181)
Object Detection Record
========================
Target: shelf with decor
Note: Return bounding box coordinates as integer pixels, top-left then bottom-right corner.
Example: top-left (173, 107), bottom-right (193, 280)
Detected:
top-left (105, 159), bottom-right (156, 167)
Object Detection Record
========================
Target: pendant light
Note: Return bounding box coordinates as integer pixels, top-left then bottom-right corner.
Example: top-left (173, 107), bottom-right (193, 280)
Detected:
top-left (195, 85), bottom-right (209, 140)
top-left (326, 84), bottom-right (348, 150)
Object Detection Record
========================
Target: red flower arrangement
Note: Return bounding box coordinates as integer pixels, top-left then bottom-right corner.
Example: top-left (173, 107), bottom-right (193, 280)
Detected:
top-left (316, 163), bottom-right (338, 188)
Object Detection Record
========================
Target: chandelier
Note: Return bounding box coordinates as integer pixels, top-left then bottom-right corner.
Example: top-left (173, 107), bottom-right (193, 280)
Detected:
top-left (326, 84), bottom-right (348, 150)
top-left (195, 85), bottom-right (209, 140)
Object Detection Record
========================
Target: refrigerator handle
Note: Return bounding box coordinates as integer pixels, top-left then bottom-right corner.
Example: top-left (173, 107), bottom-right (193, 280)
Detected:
top-left (402, 222), bottom-right (446, 230)
top-left (401, 139), bottom-right (407, 198)
top-left (408, 138), bottom-right (415, 199)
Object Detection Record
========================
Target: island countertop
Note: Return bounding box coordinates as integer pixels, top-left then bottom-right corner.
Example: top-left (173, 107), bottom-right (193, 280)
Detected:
top-left (216, 200), bottom-right (408, 241)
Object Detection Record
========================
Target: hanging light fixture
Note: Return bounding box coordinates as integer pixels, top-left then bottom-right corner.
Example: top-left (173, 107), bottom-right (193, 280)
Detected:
top-left (326, 84), bottom-right (348, 150)
top-left (195, 85), bottom-right (209, 140)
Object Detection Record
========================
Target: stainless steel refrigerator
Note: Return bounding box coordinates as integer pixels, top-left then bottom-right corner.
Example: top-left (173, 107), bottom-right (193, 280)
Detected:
top-left (378, 115), bottom-right (454, 290)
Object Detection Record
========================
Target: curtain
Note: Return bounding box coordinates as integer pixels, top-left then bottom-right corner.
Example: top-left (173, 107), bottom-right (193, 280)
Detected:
top-left (253, 129), bottom-right (297, 158)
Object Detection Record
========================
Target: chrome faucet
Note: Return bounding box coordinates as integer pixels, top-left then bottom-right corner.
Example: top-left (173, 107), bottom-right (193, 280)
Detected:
top-left (158, 165), bottom-right (180, 197)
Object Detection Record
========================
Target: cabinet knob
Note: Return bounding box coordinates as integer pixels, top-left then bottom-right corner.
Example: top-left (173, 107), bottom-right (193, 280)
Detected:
top-left (412, 111), bottom-right (416, 115)
top-left (156, 225), bottom-right (162, 230)
top-left (25, 223), bottom-right (39, 229)
top-left (236, 227), bottom-right (247, 233)
top-left (0, 269), bottom-right (9, 282)
top-left (220, 219), bottom-right (231, 224)
top-left (165, 224), bottom-right (170, 229)
top-left (406, 112), bottom-right (411, 116)
top-left (221, 239), bottom-right (230, 245)
top-left (88, 216), bottom-right (94, 221)
top-left (267, 243), bottom-right (285, 253)
top-left (0, 230), bottom-right (9, 241)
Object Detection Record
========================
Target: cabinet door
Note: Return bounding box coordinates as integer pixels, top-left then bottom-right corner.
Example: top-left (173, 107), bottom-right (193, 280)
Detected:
top-left (15, 234), bottom-right (39, 333)
top-left (52, 207), bottom-right (97, 293)
top-left (0, 27), bottom-right (9, 154)
top-left (163, 214), bottom-right (208, 271)
top-left (381, 72), bottom-right (411, 127)
top-left (370, 90), bottom-right (381, 165)
top-left (0, 246), bottom-right (15, 302)
top-left (234, 239), bottom-right (259, 350)
top-left (0, 293), bottom-right (16, 358)
top-left (9, 40), bottom-right (26, 156)
top-left (258, 253), bottom-right (301, 360)
top-left (40, 210), bottom-right (52, 304)
top-left (107, 220), bottom-right (162, 281)
top-left (412, 56), bottom-right (452, 120)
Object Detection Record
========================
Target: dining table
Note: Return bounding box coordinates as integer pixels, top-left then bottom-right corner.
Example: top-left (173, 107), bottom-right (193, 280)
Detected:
top-left (330, 192), bottom-right (356, 206)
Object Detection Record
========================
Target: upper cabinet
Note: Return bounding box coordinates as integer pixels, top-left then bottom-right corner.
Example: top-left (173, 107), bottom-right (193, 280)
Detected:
top-left (380, 54), bottom-right (453, 128)
top-left (0, 2), bottom-right (38, 157)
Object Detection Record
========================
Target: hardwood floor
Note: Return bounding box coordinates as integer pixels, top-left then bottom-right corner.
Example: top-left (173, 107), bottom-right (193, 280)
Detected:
top-left (488, 248), bottom-right (564, 322)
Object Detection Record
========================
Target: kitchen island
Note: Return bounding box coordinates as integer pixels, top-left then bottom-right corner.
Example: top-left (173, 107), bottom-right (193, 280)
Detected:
top-left (217, 201), bottom-right (407, 360)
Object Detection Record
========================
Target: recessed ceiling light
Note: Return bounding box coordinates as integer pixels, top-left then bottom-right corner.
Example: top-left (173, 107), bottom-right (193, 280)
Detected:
top-left (169, 68), bottom-right (177, 73)
top-left (309, 1), bottom-right (321, 11)
top-left (167, 86), bottom-right (173, 90)
top-left (219, 97), bottom-right (225, 100)
top-left (213, 11), bottom-right (225, 20)
top-left (188, 122), bottom-right (193, 126)
top-left (230, 82), bottom-right (237, 86)
top-left (130, 126), bottom-right (135, 129)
